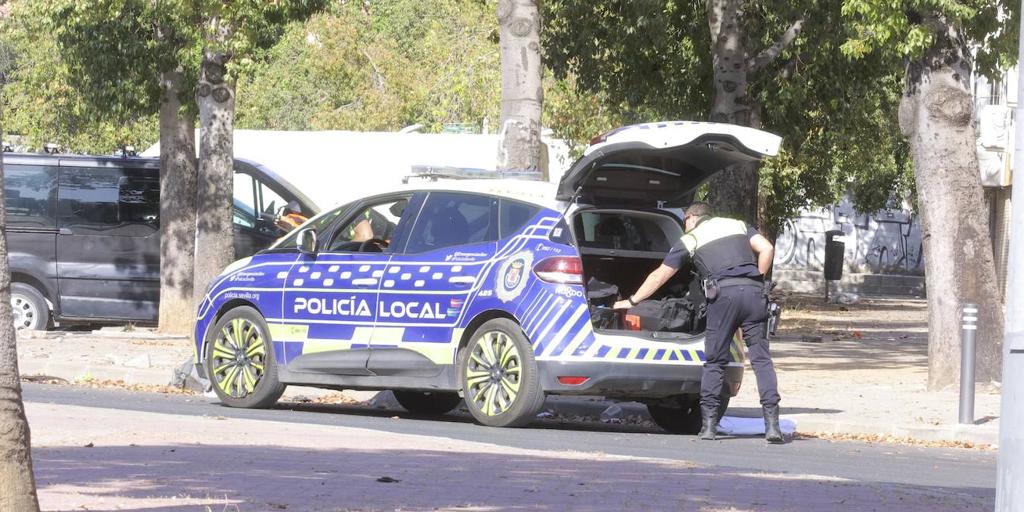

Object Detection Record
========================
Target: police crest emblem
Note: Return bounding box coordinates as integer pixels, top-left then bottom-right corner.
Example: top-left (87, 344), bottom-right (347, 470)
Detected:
top-left (497, 251), bottom-right (532, 302)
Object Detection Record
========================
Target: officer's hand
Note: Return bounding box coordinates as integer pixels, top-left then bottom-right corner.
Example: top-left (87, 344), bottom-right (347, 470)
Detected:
top-left (612, 299), bottom-right (633, 310)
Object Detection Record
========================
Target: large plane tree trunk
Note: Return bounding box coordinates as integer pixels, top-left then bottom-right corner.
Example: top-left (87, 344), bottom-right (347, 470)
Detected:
top-left (157, 69), bottom-right (198, 334)
top-left (193, 45), bottom-right (236, 307)
top-left (897, 18), bottom-right (1004, 389)
top-left (705, 0), bottom-right (759, 225)
top-left (704, 1), bottom-right (802, 228)
top-left (496, 0), bottom-right (543, 173)
top-left (0, 141), bottom-right (41, 511)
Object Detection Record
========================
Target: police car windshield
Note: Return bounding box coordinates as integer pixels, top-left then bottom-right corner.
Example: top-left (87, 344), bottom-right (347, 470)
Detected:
top-left (274, 205), bottom-right (348, 249)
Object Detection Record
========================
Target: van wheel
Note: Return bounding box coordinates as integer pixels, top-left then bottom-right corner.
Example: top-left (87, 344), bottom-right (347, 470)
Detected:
top-left (205, 306), bottom-right (285, 408)
top-left (459, 319), bottom-right (545, 427)
top-left (393, 390), bottom-right (462, 415)
top-left (10, 283), bottom-right (51, 331)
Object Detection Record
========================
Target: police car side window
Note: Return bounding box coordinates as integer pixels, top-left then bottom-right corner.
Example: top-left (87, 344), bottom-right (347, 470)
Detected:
top-left (276, 206), bottom-right (346, 249)
top-left (404, 192), bottom-right (497, 253)
top-left (325, 198), bottom-right (408, 252)
top-left (499, 199), bottom-right (542, 239)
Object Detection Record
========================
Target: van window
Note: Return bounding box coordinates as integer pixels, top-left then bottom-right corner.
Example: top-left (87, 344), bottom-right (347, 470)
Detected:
top-left (499, 199), bottom-right (542, 239)
top-left (4, 164), bottom-right (57, 229)
top-left (58, 167), bottom-right (160, 235)
top-left (404, 192), bottom-right (497, 253)
top-left (234, 172), bottom-right (288, 234)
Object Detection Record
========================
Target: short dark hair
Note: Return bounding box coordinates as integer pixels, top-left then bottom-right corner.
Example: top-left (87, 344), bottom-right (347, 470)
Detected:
top-left (685, 201), bottom-right (712, 219)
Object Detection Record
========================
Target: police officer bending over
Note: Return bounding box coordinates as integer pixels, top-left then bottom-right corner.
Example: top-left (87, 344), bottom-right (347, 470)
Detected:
top-left (614, 201), bottom-right (784, 443)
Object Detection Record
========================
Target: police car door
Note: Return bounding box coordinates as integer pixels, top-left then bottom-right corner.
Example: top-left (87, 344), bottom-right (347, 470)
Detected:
top-left (282, 194), bottom-right (415, 375)
top-left (367, 191), bottom-right (498, 374)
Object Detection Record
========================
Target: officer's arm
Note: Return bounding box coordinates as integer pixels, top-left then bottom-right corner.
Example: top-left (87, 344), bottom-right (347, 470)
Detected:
top-left (613, 265), bottom-right (679, 309)
top-left (750, 234), bottom-right (774, 275)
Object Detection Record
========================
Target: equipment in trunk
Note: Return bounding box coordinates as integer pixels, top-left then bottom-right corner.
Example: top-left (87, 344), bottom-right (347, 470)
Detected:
top-left (624, 298), bottom-right (705, 334)
top-left (586, 277), bottom-right (622, 330)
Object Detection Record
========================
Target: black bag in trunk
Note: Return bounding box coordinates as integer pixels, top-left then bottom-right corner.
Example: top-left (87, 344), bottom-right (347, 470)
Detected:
top-left (627, 298), bottom-right (695, 333)
top-left (586, 277), bottom-right (622, 329)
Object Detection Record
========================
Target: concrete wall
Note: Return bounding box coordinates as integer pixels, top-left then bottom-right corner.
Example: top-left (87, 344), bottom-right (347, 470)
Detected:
top-left (774, 196), bottom-right (924, 276)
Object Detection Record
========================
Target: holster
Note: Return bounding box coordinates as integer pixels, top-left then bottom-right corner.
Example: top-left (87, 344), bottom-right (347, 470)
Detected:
top-left (702, 278), bottom-right (719, 301)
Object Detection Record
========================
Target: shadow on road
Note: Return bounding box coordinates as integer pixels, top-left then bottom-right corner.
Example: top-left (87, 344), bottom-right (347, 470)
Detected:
top-left (32, 444), bottom-right (993, 512)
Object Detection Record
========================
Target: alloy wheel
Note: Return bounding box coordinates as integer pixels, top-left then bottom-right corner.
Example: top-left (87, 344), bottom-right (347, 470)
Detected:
top-left (465, 330), bottom-right (522, 416)
top-left (210, 318), bottom-right (267, 398)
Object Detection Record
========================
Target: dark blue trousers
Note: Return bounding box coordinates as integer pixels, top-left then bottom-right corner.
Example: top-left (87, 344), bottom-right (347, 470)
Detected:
top-left (700, 284), bottom-right (780, 409)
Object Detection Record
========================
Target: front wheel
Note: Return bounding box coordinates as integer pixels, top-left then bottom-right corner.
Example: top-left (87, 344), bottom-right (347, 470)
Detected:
top-left (459, 319), bottom-right (545, 427)
top-left (393, 390), bottom-right (462, 415)
top-left (205, 306), bottom-right (285, 408)
top-left (10, 283), bottom-right (51, 331)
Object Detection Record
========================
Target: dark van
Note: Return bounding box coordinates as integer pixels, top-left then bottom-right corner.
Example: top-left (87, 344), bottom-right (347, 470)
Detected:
top-left (3, 153), bottom-right (319, 330)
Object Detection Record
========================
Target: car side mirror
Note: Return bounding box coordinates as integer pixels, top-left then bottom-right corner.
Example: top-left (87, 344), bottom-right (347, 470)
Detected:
top-left (297, 228), bottom-right (318, 255)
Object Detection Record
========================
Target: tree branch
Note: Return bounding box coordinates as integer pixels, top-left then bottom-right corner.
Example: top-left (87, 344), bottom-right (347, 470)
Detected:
top-left (748, 19), bottom-right (804, 75)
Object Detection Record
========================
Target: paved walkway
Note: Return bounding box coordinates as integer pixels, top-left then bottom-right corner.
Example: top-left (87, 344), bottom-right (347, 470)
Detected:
top-left (15, 295), bottom-right (1001, 446)
top-left (25, 401), bottom-right (993, 511)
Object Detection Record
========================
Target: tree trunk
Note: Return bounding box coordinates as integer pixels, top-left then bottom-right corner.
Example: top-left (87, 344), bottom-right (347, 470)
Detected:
top-left (496, 0), bottom-right (543, 173)
top-left (704, 0), bottom-right (760, 225)
top-left (898, 20), bottom-right (1004, 389)
top-left (193, 50), bottom-right (236, 307)
top-left (0, 136), bottom-right (41, 511)
top-left (157, 69), bottom-right (198, 334)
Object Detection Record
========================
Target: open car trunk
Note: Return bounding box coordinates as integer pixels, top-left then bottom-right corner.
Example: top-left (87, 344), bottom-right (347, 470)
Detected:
top-left (571, 208), bottom-right (706, 338)
top-left (558, 122), bottom-right (781, 339)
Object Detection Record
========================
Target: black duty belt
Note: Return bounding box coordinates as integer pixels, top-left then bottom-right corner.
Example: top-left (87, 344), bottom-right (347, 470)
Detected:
top-left (717, 277), bottom-right (764, 288)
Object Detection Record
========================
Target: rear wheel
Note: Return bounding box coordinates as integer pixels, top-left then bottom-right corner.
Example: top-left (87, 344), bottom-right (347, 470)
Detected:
top-left (10, 283), bottom-right (50, 331)
top-left (205, 306), bottom-right (285, 408)
top-left (459, 319), bottom-right (545, 427)
top-left (647, 395), bottom-right (731, 435)
top-left (393, 390), bottom-right (462, 415)
top-left (647, 395), bottom-right (703, 435)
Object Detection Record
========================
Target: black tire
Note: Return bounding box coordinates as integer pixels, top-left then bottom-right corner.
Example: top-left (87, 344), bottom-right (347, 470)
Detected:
top-left (205, 306), bottom-right (285, 408)
top-left (459, 318), bottom-right (545, 427)
top-left (10, 283), bottom-right (51, 331)
top-left (647, 395), bottom-right (703, 435)
top-left (648, 394), bottom-right (731, 435)
top-left (393, 390), bottom-right (462, 415)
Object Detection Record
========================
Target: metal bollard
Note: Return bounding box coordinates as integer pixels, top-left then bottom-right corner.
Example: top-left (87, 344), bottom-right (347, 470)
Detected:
top-left (960, 303), bottom-right (978, 425)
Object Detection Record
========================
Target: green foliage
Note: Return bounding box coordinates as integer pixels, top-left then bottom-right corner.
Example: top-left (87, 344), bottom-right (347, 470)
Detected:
top-left (237, 0), bottom-right (501, 133)
top-left (0, 6), bottom-right (157, 153)
top-left (544, 0), bottom-right (914, 234)
top-left (841, 0), bottom-right (1019, 79)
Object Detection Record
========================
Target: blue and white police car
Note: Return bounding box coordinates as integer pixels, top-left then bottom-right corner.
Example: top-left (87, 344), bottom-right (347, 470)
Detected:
top-left (193, 121), bottom-right (781, 432)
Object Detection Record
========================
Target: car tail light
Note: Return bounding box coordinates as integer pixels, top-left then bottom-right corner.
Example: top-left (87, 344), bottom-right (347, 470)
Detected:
top-left (557, 376), bottom-right (589, 385)
top-left (533, 256), bottom-right (583, 284)
top-left (624, 314), bottom-right (641, 331)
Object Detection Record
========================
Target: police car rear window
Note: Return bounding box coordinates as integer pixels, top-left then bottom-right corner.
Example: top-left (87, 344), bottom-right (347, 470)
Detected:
top-left (573, 211), bottom-right (676, 252)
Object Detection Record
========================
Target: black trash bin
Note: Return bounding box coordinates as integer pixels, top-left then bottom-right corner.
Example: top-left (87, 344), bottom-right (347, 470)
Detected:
top-left (824, 230), bottom-right (845, 281)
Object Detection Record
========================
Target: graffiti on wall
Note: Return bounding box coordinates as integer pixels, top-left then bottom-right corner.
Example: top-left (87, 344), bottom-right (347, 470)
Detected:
top-left (774, 197), bottom-right (924, 275)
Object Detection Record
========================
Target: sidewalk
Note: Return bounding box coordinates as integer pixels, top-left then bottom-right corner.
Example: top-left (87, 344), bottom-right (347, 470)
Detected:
top-left (15, 294), bottom-right (1001, 446)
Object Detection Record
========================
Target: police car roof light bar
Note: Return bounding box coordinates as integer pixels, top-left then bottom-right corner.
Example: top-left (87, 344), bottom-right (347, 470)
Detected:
top-left (407, 165), bottom-right (543, 182)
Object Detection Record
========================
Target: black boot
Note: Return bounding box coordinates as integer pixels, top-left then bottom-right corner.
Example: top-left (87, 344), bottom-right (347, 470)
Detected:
top-left (698, 404), bottom-right (719, 440)
top-left (763, 404), bottom-right (784, 444)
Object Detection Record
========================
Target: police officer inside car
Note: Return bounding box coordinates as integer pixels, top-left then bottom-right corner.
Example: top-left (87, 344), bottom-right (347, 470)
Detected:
top-left (614, 201), bottom-right (784, 443)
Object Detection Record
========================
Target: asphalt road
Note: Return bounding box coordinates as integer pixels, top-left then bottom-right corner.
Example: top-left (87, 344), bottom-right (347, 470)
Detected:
top-left (23, 383), bottom-right (995, 498)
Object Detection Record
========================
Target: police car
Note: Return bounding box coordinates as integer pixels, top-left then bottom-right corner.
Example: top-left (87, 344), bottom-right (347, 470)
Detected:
top-left (193, 121), bottom-right (781, 433)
